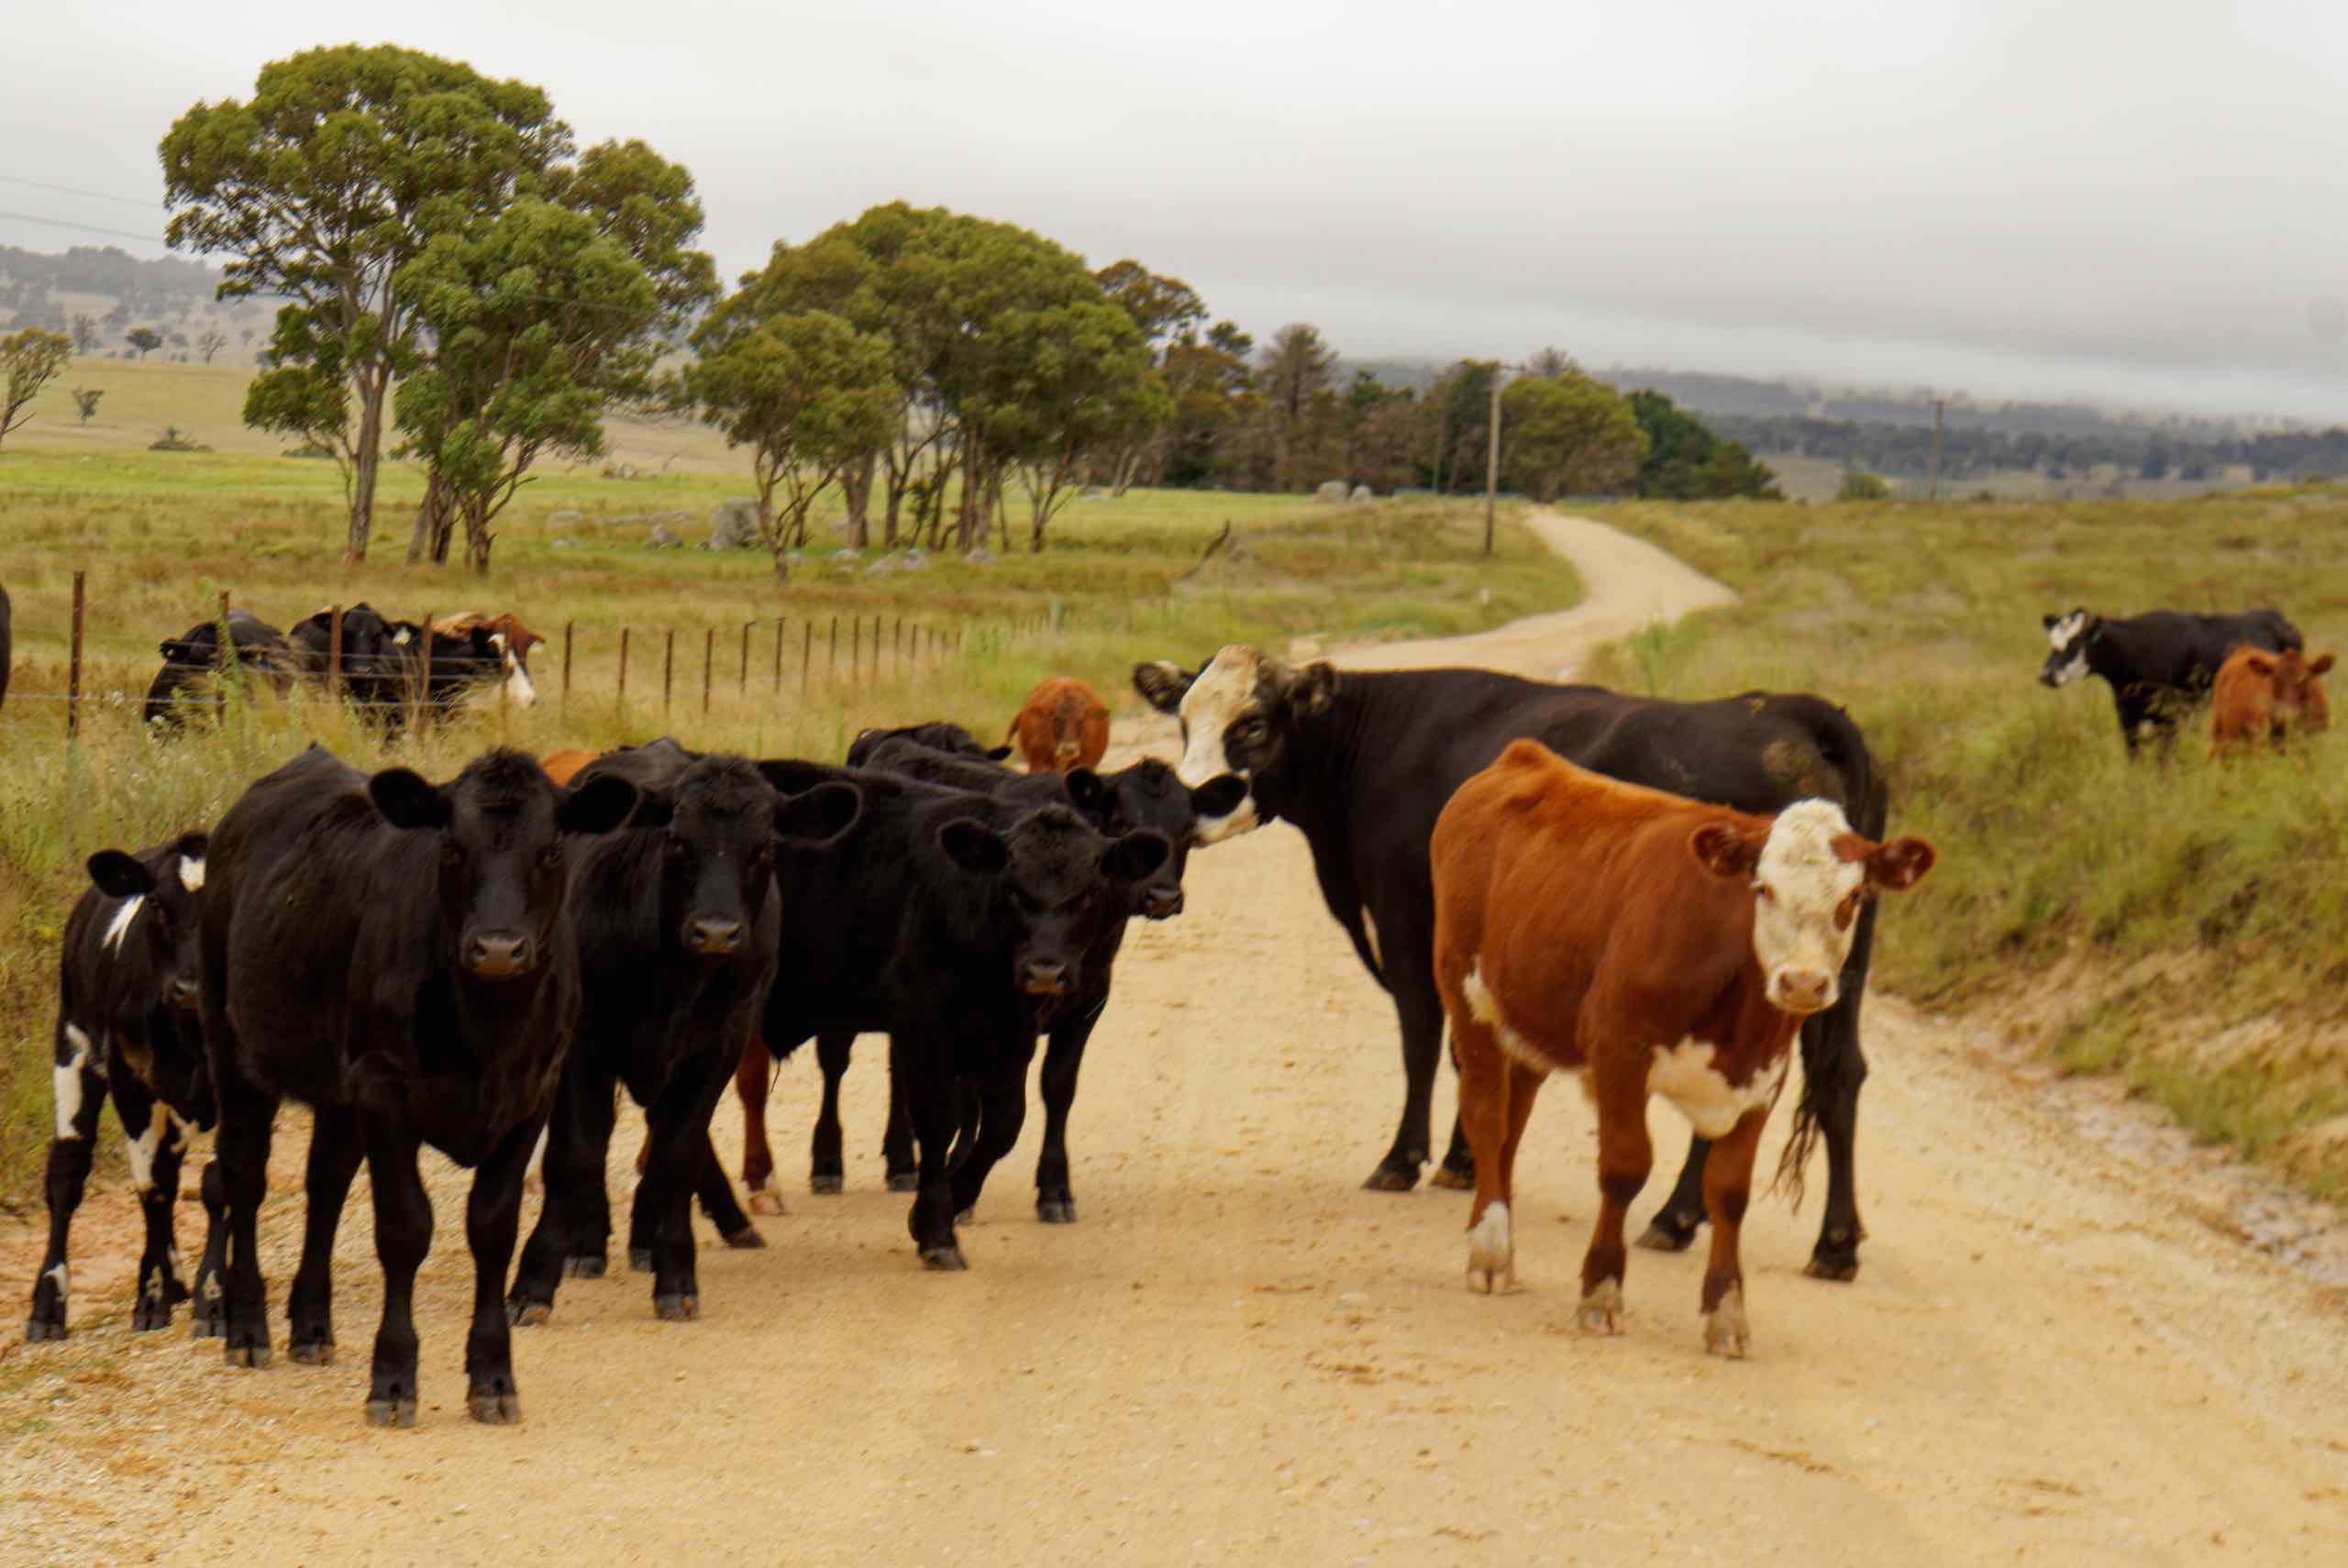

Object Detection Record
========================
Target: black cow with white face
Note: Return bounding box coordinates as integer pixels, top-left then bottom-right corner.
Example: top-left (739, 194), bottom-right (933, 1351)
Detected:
top-left (506, 743), bottom-right (860, 1327)
top-left (144, 610), bottom-right (295, 730)
top-left (794, 735), bottom-right (1244, 1220)
top-left (195, 744), bottom-right (637, 1426)
top-left (2039, 606), bottom-right (2301, 755)
top-left (745, 759), bottom-right (1168, 1269)
top-left (1136, 645), bottom-right (1898, 1282)
top-left (27, 834), bottom-right (215, 1342)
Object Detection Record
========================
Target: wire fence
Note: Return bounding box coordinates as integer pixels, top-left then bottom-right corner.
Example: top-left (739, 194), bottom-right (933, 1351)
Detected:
top-left (0, 570), bottom-right (1082, 742)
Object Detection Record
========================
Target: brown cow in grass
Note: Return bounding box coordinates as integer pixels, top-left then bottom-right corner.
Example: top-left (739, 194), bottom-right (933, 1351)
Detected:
top-left (1431, 741), bottom-right (1934, 1357)
top-left (2209, 645), bottom-right (2333, 757)
top-left (1006, 678), bottom-right (1111, 775)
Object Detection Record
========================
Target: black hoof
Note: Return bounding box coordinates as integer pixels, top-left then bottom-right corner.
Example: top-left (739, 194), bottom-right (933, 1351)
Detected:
top-left (163, 1276), bottom-right (193, 1308)
top-left (1362, 1163), bottom-right (1421, 1193)
top-left (287, 1337), bottom-right (335, 1365)
top-left (920, 1245), bottom-right (969, 1271)
top-left (719, 1226), bottom-right (765, 1251)
top-left (1804, 1253), bottom-right (1861, 1283)
top-left (1634, 1216), bottom-right (1700, 1253)
top-left (190, 1312), bottom-right (224, 1341)
top-left (1036, 1198), bottom-right (1076, 1224)
top-left (25, 1318), bottom-right (66, 1343)
top-left (654, 1292), bottom-right (701, 1321)
top-left (224, 1339), bottom-right (272, 1369)
top-left (810, 1173), bottom-right (844, 1195)
top-left (887, 1172), bottom-right (919, 1193)
top-left (364, 1397), bottom-right (418, 1429)
top-left (1428, 1165), bottom-right (1475, 1191)
top-left (628, 1248), bottom-right (654, 1274)
top-left (467, 1392), bottom-right (522, 1425)
top-left (508, 1297), bottom-right (552, 1328)
top-left (560, 1253), bottom-right (605, 1280)
top-left (132, 1298), bottom-right (172, 1333)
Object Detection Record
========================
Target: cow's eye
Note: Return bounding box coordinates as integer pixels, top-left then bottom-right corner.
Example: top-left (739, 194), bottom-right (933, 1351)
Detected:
top-left (539, 845), bottom-right (564, 871)
top-left (1753, 883), bottom-right (1775, 902)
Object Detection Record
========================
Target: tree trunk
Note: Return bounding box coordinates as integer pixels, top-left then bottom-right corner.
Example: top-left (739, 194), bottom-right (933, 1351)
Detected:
top-left (842, 450), bottom-right (875, 549)
top-left (408, 469), bottom-right (452, 565)
top-left (346, 371), bottom-right (388, 567)
top-left (464, 500), bottom-right (493, 574)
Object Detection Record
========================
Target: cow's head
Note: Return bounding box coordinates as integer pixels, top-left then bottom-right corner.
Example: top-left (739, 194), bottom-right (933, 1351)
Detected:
top-left (2039, 609), bottom-right (2100, 688)
top-left (1690, 801), bottom-right (1936, 1017)
top-left (86, 832), bottom-right (213, 1121)
top-left (368, 748), bottom-right (640, 981)
top-left (625, 756), bottom-right (862, 959)
top-left (1132, 645), bottom-right (1332, 843)
top-left (936, 806), bottom-right (1169, 998)
top-left (1078, 759), bottom-right (1248, 919)
top-left (2238, 647), bottom-right (2336, 734)
top-left (2302, 652), bottom-right (2335, 734)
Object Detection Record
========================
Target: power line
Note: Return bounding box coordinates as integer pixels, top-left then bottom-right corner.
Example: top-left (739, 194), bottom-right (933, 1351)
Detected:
top-left (0, 209), bottom-right (172, 247)
top-left (0, 174), bottom-right (160, 210)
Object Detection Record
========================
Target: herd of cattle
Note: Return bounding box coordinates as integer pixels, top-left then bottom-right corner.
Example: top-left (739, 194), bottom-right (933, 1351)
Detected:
top-left (17, 594), bottom-right (2326, 1428)
top-left (2038, 603), bottom-right (2331, 755)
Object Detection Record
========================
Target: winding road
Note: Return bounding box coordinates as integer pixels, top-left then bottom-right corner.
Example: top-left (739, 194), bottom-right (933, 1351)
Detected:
top-left (7, 513), bottom-right (2345, 1567)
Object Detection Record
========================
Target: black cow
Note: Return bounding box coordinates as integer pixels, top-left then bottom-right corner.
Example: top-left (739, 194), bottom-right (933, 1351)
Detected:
top-left (1135, 646), bottom-right (1894, 1281)
top-left (144, 610), bottom-right (294, 729)
top-left (195, 744), bottom-right (637, 1425)
top-left (740, 760), bottom-right (1168, 1268)
top-left (506, 743), bottom-right (860, 1326)
top-left (789, 735), bottom-right (1244, 1220)
top-left (285, 605), bottom-right (516, 727)
top-left (27, 834), bottom-right (216, 1342)
top-left (2039, 606), bottom-right (2302, 754)
top-left (847, 721), bottom-right (1010, 763)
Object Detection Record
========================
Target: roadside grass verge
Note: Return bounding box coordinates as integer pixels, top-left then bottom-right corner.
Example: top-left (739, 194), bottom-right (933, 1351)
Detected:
top-left (1585, 490), bottom-right (2348, 1189)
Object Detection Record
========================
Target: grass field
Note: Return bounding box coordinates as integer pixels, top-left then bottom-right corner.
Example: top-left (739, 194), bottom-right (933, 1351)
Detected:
top-left (0, 383), bottom-right (1579, 1200)
top-left (1586, 490), bottom-right (2348, 1192)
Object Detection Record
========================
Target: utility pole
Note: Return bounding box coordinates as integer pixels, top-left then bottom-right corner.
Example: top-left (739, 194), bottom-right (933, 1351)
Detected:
top-left (1483, 362), bottom-right (1505, 557)
top-left (1928, 397), bottom-right (1946, 501)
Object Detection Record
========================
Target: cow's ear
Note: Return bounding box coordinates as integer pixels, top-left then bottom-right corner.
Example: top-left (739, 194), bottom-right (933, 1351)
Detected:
top-left (2243, 651), bottom-right (2277, 676)
top-left (159, 639), bottom-right (194, 663)
top-left (87, 850), bottom-right (158, 900)
top-left (1190, 773), bottom-right (1248, 820)
top-left (627, 788), bottom-right (677, 829)
top-left (1689, 822), bottom-right (1763, 880)
top-left (558, 774), bottom-right (641, 836)
top-left (777, 781), bottom-right (863, 847)
top-left (1063, 768), bottom-right (1109, 817)
top-left (2308, 653), bottom-right (2335, 677)
top-left (937, 818), bottom-right (1009, 875)
top-left (755, 759), bottom-right (833, 797)
top-left (1865, 836), bottom-right (1936, 892)
top-left (1133, 661), bottom-right (1194, 712)
top-left (2041, 613), bottom-right (2058, 630)
top-left (985, 745), bottom-right (1013, 762)
top-left (1288, 661), bottom-right (1339, 716)
top-left (368, 768), bottom-right (452, 830)
top-left (1103, 829), bottom-right (1171, 884)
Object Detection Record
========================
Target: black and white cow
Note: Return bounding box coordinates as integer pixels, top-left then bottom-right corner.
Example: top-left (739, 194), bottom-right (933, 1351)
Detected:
top-left (286, 604), bottom-right (535, 724)
top-left (27, 834), bottom-right (215, 1342)
top-left (144, 610), bottom-right (295, 730)
top-left (785, 735), bottom-right (1244, 1220)
top-left (195, 744), bottom-right (638, 1425)
top-left (2039, 606), bottom-right (2302, 755)
top-left (506, 743), bottom-right (859, 1326)
top-left (1135, 645), bottom-right (1896, 1281)
top-left (737, 760), bottom-right (1168, 1269)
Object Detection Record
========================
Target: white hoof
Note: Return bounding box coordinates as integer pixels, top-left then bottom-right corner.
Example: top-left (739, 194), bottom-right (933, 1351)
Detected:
top-left (747, 1187), bottom-right (787, 1218)
top-left (1703, 1285), bottom-right (1750, 1358)
top-left (1465, 1201), bottom-right (1514, 1294)
top-left (1576, 1277), bottom-right (1623, 1335)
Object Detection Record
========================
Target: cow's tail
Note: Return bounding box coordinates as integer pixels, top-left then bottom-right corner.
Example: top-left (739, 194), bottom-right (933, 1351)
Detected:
top-left (1770, 699), bottom-right (1887, 1204)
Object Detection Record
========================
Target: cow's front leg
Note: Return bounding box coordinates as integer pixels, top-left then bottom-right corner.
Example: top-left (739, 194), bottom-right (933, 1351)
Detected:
top-left (1579, 1051), bottom-right (1653, 1335)
top-left (215, 1074), bottom-right (281, 1368)
top-left (360, 1116), bottom-right (432, 1427)
top-left (132, 1100), bottom-right (194, 1331)
top-left (1636, 1134), bottom-right (1712, 1253)
top-left (898, 1037), bottom-right (966, 1269)
top-left (1034, 1006), bottom-right (1102, 1223)
top-left (808, 1031), bottom-right (853, 1194)
top-left (189, 1158), bottom-right (228, 1339)
top-left (463, 1118), bottom-right (538, 1424)
top-left (287, 1106), bottom-right (365, 1362)
top-left (27, 1050), bottom-right (106, 1342)
top-left (510, 1066), bottom-right (615, 1324)
top-left (1368, 951), bottom-right (1445, 1191)
top-left (1700, 1106), bottom-right (1771, 1358)
top-left (950, 1045), bottom-right (1037, 1224)
top-left (636, 1050), bottom-right (739, 1320)
top-left (737, 1031), bottom-right (784, 1211)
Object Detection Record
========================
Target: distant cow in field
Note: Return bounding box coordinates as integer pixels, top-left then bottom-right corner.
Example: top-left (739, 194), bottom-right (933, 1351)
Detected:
top-left (287, 604), bottom-right (537, 723)
top-left (1006, 678), bottom-right (1111, 774)
top-left (27, 834), bottom-right (216, 1342)
top-left (1432, 741), bottom-right (1934, 1356)
top-left (196, 744), bottom-right (638, 1425)
top-left (144, 610), bottom-right (295, 729)
top-left (2040, 607), bottom-right (2301, 755)
top-left (2209, 646), bottom-right (2334, 756)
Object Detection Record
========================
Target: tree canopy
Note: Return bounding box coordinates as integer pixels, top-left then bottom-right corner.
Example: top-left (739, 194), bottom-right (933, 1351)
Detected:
top-left (0, 328), bottom-right (72, 450)
top-left (1501, 368), bottom-right (1647, 502)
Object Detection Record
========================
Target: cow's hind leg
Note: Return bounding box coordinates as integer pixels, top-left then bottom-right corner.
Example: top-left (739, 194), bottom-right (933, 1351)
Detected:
top-left (133, 1102), bottom-right (193, 1331)
top-left (691, 1129), bottom-right (762, 1248)
top-left (215, 1073), bottom-right (281, 1368)
top-left (1453, 1018), bottom-right (1514, 1293)
top-left (808, 1031), bottom-right (852, 1194)
top-left (509, 1066), bottom-right (616, 1323)
top-left (1802, 900), bottom-right (1879, 1281)
top-left (881, 1046), bottom-right (917, 1191)
top-left (1635, 1134), bottom-right (1712, 1254)
top-left (1700, 1107), bottom-right (1769, 1358)
top-left (286, 1106), bottom-right (364, 1363)
top-left (1368, 944), bottom-right (1445, 1192)
top-left (462, 1119), bottom-right (538, 1423)
top-left (737, 1032), bottom-right (784, 1211)
top-left (635, 1050), bottom-right (741, 1320)
top-left (189, 1158), bottom-right (228, 1339)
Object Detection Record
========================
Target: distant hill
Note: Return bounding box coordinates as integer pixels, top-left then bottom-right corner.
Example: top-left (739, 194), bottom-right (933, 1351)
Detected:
top-left (0, 243), bottom-right (273, 364)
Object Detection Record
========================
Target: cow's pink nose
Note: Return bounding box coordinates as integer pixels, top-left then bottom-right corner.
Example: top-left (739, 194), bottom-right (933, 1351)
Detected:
top-left (1775, 970), bottom-right (1834, 1013)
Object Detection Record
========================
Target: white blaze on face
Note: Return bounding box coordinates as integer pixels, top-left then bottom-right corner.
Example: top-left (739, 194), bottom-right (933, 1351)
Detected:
top-left (2044, 612), bottom-right (2090, 686)
top-left (176, 855), bottom-right (205, 892)
top-left (55, 1024), bottom-right (94, 1139)
top-left (1749, 800), bottom-right (1866, 1013)
top-left (1648, 1038), bottom-right (1789, 1138)
top-left (494, 633), bottom-right (538, 709)
top-left (1174, 646), bottom-right (1265, 842)
top-left (102, 895), bottom-right (145, 955)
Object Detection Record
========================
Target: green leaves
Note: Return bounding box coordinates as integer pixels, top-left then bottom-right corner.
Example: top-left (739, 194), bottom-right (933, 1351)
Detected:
top-left (0, 327), bottom-right (73, 449)
top-left (1501, 369), bottom-right (1649, 502)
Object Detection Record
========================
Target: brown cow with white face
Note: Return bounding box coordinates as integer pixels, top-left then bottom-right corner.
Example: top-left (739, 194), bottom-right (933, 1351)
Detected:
top-left (1431, 741), bottom-right (1934, 1357)
top-left (2210, 645), bottom-right (2332, 756)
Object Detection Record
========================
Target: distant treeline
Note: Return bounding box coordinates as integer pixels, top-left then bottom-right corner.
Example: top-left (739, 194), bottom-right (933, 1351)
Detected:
top-left (0, 243), bottom-right (266, 334)
top-left (1701, 413), bottom-right (2348, 484)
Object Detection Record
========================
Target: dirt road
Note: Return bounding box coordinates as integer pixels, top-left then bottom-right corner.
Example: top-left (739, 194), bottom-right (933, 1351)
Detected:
top-left (9, 513), bottom-right (2346, 1567)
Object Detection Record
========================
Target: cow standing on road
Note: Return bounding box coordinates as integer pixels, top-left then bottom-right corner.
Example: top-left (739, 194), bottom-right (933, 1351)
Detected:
top-left (195, 744), bottom-right (637, 1426)
top-left (2039, 606), bottom-right (2301, 755)
top-left (27, 835), bottom-right (216, 1342)
top-left (1433, 742), bottom-right (1934, 1354)
top-left (1135, 646), bottom-right (1898, 1280)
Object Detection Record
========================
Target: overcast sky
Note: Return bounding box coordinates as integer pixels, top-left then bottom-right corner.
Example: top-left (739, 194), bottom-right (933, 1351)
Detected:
top-left (6, 0), bottom-right (2346, 421)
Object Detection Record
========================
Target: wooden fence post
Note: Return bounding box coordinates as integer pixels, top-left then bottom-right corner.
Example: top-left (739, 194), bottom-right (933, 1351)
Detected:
top-left (66, 570), bottom-right (85, 740)
top-left (703, 626), bottom-right (715, 715)
top-left (415, 607), bottom-right (436, 734)
top-left (773, 617), bottom-right (785, 694)
top-left (738, 622), bottom-right (751, 700)
top-left (618, 628), bottom-right (631, 717)
top-left (829, 617), bottom-right (839, 682)
top-left (802, 623), bottom-right (812, 702)
top-left (663, 629), bottom-right (676, 714)
top-left (327, 605), bottom-right (344, 704)
top-left (851, 617), bottom-right (861, 693)
top-left (215, 590), bottom-right (232, 723)
top-left (562, 622), bottom-right (574, 707)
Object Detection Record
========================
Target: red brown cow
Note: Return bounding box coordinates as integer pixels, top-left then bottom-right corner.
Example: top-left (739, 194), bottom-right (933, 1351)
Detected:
top-left (1006, 678), bottom-right (1111, 775)
top-left (1431, 741), bottom-right (1935, 1357)
top-left (540, 748), bottom-right (599, 788)
top-left (2209, 645), bottom-right (2333, 756)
